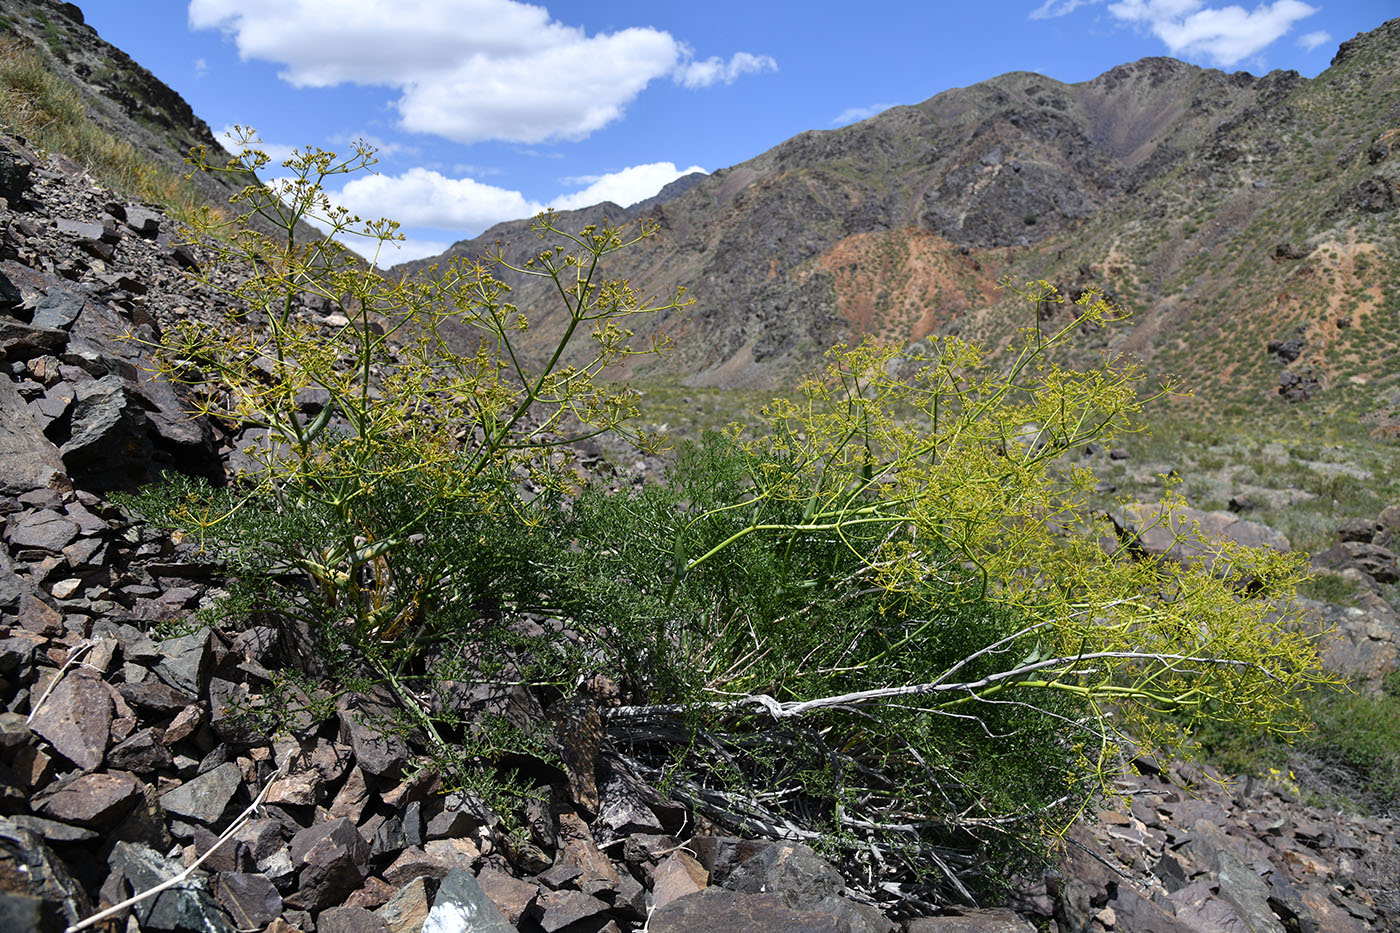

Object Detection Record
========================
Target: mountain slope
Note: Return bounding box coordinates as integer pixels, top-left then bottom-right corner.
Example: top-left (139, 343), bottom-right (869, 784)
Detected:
top-left (0, 0), bottom-right (249, 212)
top-left (399, 19), bottom-right (1400, 423)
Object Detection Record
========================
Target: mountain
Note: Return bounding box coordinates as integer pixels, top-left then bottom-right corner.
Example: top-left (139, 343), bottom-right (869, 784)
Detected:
top-left (399, 19), bottom-right (1400, 425)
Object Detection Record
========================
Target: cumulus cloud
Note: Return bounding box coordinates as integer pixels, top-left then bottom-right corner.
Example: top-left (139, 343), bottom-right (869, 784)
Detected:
top-left (334, 167), bottom-right (545, 230)
top-left (188, 0), bottom-right (774, 144)
top-left (1297, 29), bottom-right (1331, 51)
top-left (550, 162), bottom-right (706, 210)
top-left (324, 161), bottom-right (706, 242)
top-left (832, 103), bottom-right (898, 126)
top-left (673, 52), bottom-right (777, 88)
top-left (1106, 0), bottom-right (1318, 66)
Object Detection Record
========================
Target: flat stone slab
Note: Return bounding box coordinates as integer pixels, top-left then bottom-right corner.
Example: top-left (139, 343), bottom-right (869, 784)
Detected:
top-left (27, 670), bottom-right (112, 770)
top-left (160, 761), bottom-right (242, 824)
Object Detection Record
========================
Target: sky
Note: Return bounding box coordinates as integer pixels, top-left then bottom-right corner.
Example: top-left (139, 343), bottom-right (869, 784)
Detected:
top-left (76, 1), bottom-right (1394, 266)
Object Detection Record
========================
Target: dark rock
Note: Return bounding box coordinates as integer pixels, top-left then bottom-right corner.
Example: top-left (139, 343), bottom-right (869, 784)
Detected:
top-left (1212, 850), bottom-right (1284, 933)
top-left (1114, 503), bottom-right (1289, 565)
top-left (383, 847), bottom-right (456, 886)
top-left (4, 813), bottom-right (99, 844)
top-left (125, 207), bottom-right (162, 238)
top-left (33, 770), bottom-right (143, 829)
top-left (1169, 878), bottom-right (1250, 930)
top-left (1339, 175), bottom-right (1398, 214)
top-left (159, 761), bottom-right (242, 824)
top-left (0, 148), bottom-right (34, 201)
top-left (0, 320), bottom-right (67, 362)
top-left (320, 905), bottom-right (392, 933)
top-left (1272, 243), bottom-right (1313, 261)
top-left (1314, 541), bottom-right (1399, 583)
top-left (0, 819), bottom-right (91, 931)
top-left (650, 889), bottom-right (859, 932)
top-left (593, 763), bottom-right (664, 841)
top-left (118, 679), bottom-right (198, 714)
top-left (208, 677), bottom-right (262, 745)
top-left (59, 374), bottom-right (152, 488)
top-left (153, 629), bottom-right (211, 697)
top-left (423, 868), bottom-right (515, 933)
top-left (6, 509), bottom-right (78, 553)
top-left (723, 842), bottom-right (845, 907)
top-left (554, 810), bottom-right (619, 895)
top-left (474, 866), bottom-right (537, 925)
top-left (1267, 336), bottom-right (1304, 362)
top-left (108, 840), bottom-right (238, 933)
top-left (338, 689), bottom-right (410, 777)
top-left (171, 243), bottom-right (200, 270)
top-left (425, 806), bottom-right (480, 841)
top-left (31, 291), bottom-right (85, 331)
top-left (26, 668), bottom-right (111, 769)
top-left (1337, 518), bottom-right (1381, 543)
top-left (55, 220), bottom-right (103, 241)
top-left (0, 894), bottom-right (43, 933)
top-left (1278, 368), bottom-right (1321, 403)
top-left (652, 850), bottom-right (708, 909)
top-left (532, 889), bottom-right (610, 932)
top-left (376, 875), bottom-right (434, 933)
top-left (211, 871), bottom-right (282, 932)
top-left (0, 549), bottom-right (24, 611)
top-left (683, 829), bottom-right (772, 885)
top-left (328, 765), bottom-right (371, 823)
top-left (549, 694), bottom-right (602, 813)
top-left (286, 818), bottom-right (368, 911)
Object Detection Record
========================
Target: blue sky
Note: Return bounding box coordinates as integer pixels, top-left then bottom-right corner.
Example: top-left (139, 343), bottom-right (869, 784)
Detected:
top-left (79, 1), bottom-right (1393, 265)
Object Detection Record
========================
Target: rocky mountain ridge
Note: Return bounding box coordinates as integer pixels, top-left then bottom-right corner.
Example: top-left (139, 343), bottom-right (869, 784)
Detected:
top-left (399, 19), bottom-right (1400, 414)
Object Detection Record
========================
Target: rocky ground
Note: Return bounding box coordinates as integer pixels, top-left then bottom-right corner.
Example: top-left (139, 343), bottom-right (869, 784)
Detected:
top-left (2, 133), bottom-right (1398, 933)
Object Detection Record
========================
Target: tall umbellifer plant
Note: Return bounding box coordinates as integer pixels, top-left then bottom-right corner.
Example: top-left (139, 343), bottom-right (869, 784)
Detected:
top-left (134, 133), bottom-right (686, 740)
top-left (552, 282), bottom-right (1328, 905)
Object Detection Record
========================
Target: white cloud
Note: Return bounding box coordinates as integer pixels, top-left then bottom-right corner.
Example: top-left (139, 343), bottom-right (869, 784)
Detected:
top-left (194, 57), bottom-right (208, 77)
top-left (1106, 0), bottom-right (1318, 66)
top-left (832, 103), bottom-right (898, 126)
top-left (1029, 0), bottom-right (1104, 19)
top-left (323, 161), bottom-right (706, 242)
top-left (335, 167), bottom-right (545, 230)
top-left (188, 0), bottom-right (773, 144)
top-left (1297, 29), bottom-right (1331, 51)
top-left (673, 51), bottom-right (777, 88)
top-left (550, 162), bottom-right (706, 210)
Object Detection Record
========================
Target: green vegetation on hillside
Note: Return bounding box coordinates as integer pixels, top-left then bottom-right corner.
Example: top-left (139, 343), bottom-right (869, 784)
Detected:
top-left (125, 145), bottom-right (1331, 903)
top-left (0, 35), bottom-right (209, 216)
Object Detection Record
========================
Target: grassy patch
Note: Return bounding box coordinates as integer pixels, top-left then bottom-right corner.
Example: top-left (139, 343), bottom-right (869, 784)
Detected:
top-left (0, 36), bottom-right (210, 217)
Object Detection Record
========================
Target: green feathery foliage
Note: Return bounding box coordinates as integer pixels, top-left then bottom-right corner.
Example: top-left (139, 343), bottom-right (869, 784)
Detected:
top-left (125, 143), bottom-right (1328, 906)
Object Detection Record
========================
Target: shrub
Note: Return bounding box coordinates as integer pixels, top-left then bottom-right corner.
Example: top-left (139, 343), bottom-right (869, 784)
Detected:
top-left (129, 147), bottom-right (1328, 908)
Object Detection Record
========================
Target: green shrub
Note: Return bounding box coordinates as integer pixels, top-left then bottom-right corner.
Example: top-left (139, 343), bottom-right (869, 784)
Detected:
top-left (127, 148), bottom-right (1329, 906)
